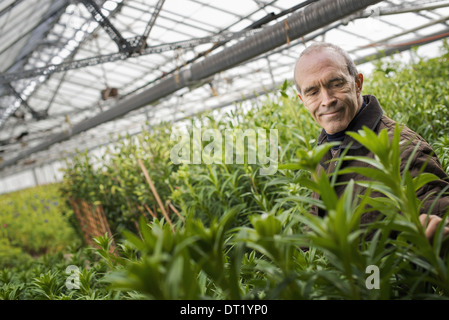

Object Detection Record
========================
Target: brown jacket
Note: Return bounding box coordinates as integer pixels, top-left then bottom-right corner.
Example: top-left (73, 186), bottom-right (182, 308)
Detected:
top-left (311, 94), bottom-right (449, 225)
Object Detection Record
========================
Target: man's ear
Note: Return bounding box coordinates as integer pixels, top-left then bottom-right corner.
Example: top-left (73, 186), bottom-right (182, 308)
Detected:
top-left (356, 73), bottom-right (364, 93)
top-left (297, 93), bottom-right (303, 102)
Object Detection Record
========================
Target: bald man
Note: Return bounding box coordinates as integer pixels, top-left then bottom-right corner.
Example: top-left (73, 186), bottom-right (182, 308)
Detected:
top-left (294, 42), bottom-right (449, 242)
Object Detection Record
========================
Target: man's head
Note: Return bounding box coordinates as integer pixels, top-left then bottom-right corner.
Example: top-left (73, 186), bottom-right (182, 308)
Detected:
top-left (294, 42), bottom-right (364, 134)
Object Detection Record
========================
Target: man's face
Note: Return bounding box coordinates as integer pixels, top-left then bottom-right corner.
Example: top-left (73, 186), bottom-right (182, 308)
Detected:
top-left (294, 48), bottom-right (363, 134)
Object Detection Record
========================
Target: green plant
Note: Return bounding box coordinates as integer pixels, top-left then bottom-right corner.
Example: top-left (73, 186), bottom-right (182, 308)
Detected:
top-left (280, 125), bottom-right (449, 299)
top-left (2, 43), bottom-right (449, 300)
top-left (0, 184), bottom-right (80, 267)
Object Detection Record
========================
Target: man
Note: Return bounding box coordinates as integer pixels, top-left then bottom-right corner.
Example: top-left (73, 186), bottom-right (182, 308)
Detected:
top-left (293, 42), bottom-right (449, 241)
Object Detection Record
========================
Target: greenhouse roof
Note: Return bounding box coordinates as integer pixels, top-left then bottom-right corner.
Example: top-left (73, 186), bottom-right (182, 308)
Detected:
top-left (1, 0), bottom-right (449, 179)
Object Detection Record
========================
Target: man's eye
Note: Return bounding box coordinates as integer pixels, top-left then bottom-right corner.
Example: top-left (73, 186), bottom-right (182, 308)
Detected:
top-left (332, 81), bottom-right (344, 88)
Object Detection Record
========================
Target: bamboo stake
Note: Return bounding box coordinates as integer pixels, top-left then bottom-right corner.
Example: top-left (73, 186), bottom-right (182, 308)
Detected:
top-left (133, 220), bottom-right (143, 240)
top-left (137, 204), bottom-right (151, 221)
top-left (143, 203), bottom-right (157, 219)
top-left (97, 205), bottom-right (115, 245)
top-left (166, 200), bottom-right (185, 224)
top-left (81, 200), bottom-right (95, 246)
top-left (70, 198), bottom-right (90, 245)
top-left (138, 158), bottom-right (174, 229)
top-left (97, 204), bottom-right (117, 254)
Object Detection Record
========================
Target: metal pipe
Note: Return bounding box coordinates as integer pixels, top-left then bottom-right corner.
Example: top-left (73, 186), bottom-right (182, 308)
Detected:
top-left (354, 27), bottom-right (449, 65)
top-left (0, 0), bottom-right (381, 170)
top-left (190, 0), bottom-right (381, 80)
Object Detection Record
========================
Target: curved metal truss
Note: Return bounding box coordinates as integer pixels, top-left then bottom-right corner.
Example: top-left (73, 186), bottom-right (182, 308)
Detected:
top-left (1, 0), bottom-right (449, 192)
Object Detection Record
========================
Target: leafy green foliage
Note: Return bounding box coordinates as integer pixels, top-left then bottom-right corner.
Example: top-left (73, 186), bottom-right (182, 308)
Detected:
top-left (2, 43), bottom-right (449, 300)
top-left (365, 41), bottom-right (449, 145)
top-left (0, 184), bottom-right (80, 267)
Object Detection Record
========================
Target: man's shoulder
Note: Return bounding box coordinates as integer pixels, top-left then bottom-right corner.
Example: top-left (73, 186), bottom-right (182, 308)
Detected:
top-left (378, 115), bottom-right (426, 143)
top-left (377, 114), bottom-right (396, 130)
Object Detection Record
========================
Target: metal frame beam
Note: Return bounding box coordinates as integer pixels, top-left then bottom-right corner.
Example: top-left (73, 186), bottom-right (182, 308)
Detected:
top-left (80, 0), bottom-right (133, 53)
top-left (0, 0), bottom-right (382, 171)
top-left (0, 29), bottom-right (260, 84)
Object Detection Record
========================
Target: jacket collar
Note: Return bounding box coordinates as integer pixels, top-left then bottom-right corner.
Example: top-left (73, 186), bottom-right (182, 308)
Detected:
top-left (317, 95), bottom-right (384, 150)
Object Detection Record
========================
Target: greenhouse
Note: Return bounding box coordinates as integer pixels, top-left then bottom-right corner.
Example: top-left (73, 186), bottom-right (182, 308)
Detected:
top-left (1, 0), bottom-right (449, 303)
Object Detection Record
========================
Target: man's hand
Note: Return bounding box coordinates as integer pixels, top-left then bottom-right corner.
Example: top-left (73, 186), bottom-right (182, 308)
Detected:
top-left (419, 214), bottom-right (449, 242)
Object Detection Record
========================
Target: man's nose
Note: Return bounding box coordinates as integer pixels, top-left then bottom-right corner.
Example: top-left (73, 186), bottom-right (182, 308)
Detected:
top-left (321, 89), bottom-right (336, 107)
